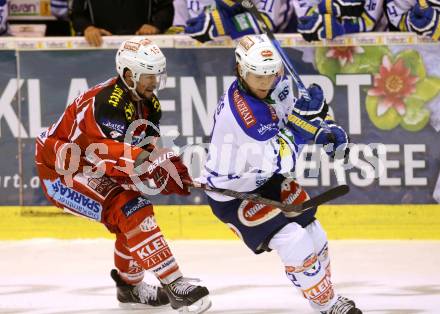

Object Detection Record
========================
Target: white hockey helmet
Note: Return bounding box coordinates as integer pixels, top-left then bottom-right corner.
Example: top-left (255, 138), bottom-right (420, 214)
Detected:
top-left (115, 37), bottom-right (167, 96)
top-left (235, 34), bottom-right (283, 78)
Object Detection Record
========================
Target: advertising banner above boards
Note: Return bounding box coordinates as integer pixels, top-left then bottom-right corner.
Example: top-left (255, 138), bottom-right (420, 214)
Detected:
top-left (0, 34), bottom-right (439, 205)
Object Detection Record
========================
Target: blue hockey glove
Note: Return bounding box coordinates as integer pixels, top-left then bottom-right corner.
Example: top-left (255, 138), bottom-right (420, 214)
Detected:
top-left (292, 84), bottom-right (328, 119)
top-left (314, 119), bottom-right (349, 159)
top-left (298, 13), bottom-right (345, 41)
top-left (318, 0), bottom-right (365, 17)
top-left (407, 3), bottom-right (440, 39)
top-left (286, 114), bottom-right (349, 159)
top-left (185, 6), bottom-right (274, 43)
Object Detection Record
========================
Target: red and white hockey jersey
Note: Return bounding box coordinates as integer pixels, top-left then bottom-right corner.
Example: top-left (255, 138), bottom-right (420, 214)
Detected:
top-left (35, 76), bottom-right (161, 182)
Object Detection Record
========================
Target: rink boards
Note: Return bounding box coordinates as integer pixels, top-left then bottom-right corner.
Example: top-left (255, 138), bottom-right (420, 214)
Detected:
top-left (1, 204), bottom-right (439, 240)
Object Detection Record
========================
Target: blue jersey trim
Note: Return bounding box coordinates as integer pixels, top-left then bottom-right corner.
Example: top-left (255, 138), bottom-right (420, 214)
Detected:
top-left (228, 80), bottom-right (279, 142)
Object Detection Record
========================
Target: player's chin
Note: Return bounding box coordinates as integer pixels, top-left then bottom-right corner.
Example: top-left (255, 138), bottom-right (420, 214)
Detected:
top-left (142, 90), bottom-right (154, 99)
top-left (255, 89), bottom-right (270, 99)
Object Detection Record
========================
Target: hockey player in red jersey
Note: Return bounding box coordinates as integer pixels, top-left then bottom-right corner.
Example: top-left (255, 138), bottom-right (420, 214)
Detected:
top-left (35, 37), bottom-right (211, 314)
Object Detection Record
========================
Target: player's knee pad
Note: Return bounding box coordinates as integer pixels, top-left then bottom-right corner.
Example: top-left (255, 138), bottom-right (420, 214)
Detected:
top-left (114, 234), bottom-right (145, 285)
top-left (305, 220), bottom-right (330, 269)
top-left (269, 222), bottom-right (335, 308)
top-left (269, 222), bottom-right (315, 268)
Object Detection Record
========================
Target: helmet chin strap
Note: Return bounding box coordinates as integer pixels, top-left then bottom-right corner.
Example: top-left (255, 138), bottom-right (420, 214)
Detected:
top-left (120, 75), bottom-right (144, 101)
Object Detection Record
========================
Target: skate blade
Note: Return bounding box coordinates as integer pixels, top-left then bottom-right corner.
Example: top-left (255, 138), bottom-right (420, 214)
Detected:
top-left (177, 296), bottom-right (212, 314)
top-left (118, 302), bottom-right (168, 310)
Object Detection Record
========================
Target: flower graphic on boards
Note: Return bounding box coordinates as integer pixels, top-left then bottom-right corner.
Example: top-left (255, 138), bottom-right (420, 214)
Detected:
top-left (368, 55), bottom-right (418, 117)
top-left (326, 46), bottom-right (365, 66)
top-left (366, 50), bottom-right (440, 131)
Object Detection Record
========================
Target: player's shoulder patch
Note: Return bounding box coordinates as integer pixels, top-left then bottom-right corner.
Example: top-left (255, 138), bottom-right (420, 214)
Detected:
top-left (228, 81), bottom-right (279, 141)
top-left (107, 83), bottom-right (125, 108)
top-left (94, 79), bottom-right (128, 110)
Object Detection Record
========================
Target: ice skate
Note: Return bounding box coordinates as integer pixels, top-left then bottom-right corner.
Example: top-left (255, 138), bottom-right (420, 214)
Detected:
top-left (164, 277), bottom-right (211, 313)
top-left (111, 269), bottom-right (169, 308)
top-left (321, 295), bottom-right (362, 314)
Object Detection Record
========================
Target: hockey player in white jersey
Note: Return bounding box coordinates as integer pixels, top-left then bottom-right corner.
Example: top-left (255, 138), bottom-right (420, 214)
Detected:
top-left (170, 0), bottom-right (296, 42)
top-left (201, 34), bottom-right (362, 313)
top-left (294, 0), bottom-right (385, 41)
top-left (385, 0), bottom-right (440, 40)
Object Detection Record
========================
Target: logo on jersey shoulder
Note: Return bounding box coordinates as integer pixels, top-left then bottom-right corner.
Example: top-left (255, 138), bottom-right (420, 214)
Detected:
top-left (257, 122), bottom-right (277, 135)
top-left (233, 89), bottom-right (256, 128)
top-left (237, 200), bottom-right (281, 227)
top-left (125, 102), bottom-right (136, 121)
top-left (101, 119), bottom-right (126, 133)
top-left (278, 85), bottom-right (290, 101)
top-left (108, 84), bottom-right (124, 107)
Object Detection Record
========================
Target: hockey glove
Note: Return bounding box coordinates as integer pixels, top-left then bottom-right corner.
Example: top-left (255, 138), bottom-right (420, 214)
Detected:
top-left (298, 13), bottom-right (345, 41)
top-left (285, 114), bottom-right (349, 159)
top-left (407, 4), bottom-right (440, 39)
top-left (292, 84), bottom-right (328, 119)
top-left (314, 119), bottom-right (349, 159)
top-left (318, 0), bottom-right (365, 17)
top-left (185, 7), bottom-right (274, 43)
top-left (135, 148), bottom-right (192, 195)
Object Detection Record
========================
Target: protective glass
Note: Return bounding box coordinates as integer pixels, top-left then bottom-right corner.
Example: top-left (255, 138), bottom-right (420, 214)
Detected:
top-left (138, 72), bottom-right (167, 92)
top-left (244, 72), bottom-right (278, 91)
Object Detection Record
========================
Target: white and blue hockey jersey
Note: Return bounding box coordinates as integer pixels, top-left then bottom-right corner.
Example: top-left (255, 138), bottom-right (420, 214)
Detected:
top-left (173, 0), bottom-right (296, 32)
top-left (294, 0), bottom-right (387, 32)
top-left (201, 77), bottom-right (306, 202)
top-left (385, 0), bottom-right (440, 33)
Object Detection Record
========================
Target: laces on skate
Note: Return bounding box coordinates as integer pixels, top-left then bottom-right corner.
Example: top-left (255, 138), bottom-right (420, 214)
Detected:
top-left (165, 277), bottom-right (212, 314)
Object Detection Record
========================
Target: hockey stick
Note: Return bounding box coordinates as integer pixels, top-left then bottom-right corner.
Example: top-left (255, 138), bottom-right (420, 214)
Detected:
top-left (236, 0), bottom-right (311, 100)
top-left (186, 180), bottom-right (349, 214)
